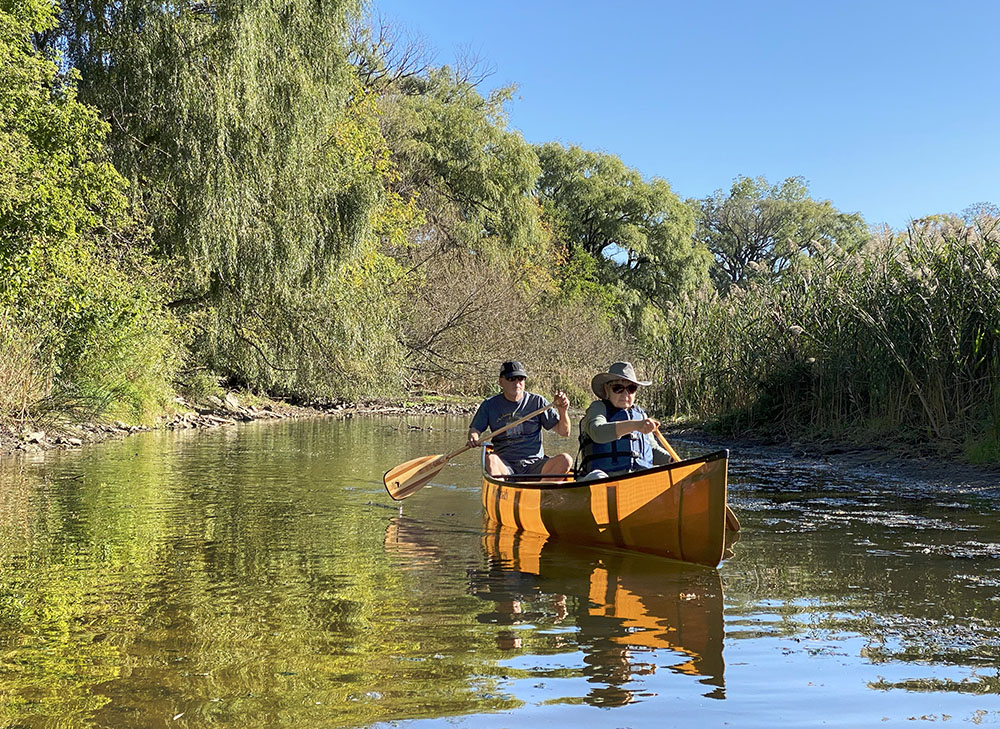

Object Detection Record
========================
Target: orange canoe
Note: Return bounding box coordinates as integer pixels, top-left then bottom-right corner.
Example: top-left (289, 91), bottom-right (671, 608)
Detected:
top-left (481, 449), bottom-right (734, 567)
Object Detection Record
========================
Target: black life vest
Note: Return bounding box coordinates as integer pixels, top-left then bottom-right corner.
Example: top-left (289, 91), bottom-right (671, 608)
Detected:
top-left (578, 401), bottom-right (653, 474)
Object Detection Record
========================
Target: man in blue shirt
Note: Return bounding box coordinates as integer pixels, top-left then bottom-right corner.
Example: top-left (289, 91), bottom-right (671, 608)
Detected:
top-left (467, 361), bottom-right (573, 478)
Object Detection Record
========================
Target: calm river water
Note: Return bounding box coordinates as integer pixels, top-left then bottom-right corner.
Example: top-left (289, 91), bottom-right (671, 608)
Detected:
top-left (1, 415), bottom-right (999, 727)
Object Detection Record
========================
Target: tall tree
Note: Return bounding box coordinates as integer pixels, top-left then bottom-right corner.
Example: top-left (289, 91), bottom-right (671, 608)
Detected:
top-left (377, 67), bottom-right (544, 259)
top-left (348, 22), bottom-right (626, 393)
top-left (535, 142), bottom-right (708, 309)
top-left (695, 175), bottom-right (867, 293)
top-left (0, 0), bottom-right (173, 419)
top-left (352, 45), bottom-right (552, 385)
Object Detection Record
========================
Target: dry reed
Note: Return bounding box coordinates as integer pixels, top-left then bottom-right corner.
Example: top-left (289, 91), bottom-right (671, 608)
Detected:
top-left (648, 216), bottom-right (1000, 458)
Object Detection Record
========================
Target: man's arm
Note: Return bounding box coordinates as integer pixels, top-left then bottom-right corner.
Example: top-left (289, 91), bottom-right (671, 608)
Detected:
top-left (551, 390), bottom-right (570, 437)
top-left (468, 400), bottom-right (490, 448)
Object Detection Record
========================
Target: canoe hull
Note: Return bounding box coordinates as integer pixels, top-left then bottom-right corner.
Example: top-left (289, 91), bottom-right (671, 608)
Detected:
top-left (481, 450), bottom-right (730, 567)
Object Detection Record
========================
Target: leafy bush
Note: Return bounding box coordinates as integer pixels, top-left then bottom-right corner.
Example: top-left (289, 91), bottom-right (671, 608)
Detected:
top-left (0, 0), bottom-right (176, 423)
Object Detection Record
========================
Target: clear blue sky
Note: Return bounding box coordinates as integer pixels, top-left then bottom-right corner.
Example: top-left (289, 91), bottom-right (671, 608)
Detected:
top-left (371, 0), bottom-right (998, 230)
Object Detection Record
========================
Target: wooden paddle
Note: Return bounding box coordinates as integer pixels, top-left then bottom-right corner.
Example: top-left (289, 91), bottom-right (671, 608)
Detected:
top-left (384, 404), bottom-right (552, 501)
top-left (652, 427), bottom-right (741, 533)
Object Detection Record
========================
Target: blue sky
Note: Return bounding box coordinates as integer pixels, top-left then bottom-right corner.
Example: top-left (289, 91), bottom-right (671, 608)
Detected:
top-left (371, 0), bottom-right (998, 230)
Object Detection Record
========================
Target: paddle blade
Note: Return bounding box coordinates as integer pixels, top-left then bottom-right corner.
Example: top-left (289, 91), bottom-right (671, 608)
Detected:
top-left (384, 454), bottom-right (446, 500)
top-left (725, 505), bottom-right (741, 532)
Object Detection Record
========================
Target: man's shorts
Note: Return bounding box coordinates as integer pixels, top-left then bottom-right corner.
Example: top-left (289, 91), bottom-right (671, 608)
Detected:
top-left (506, 455), bottom-right (551, 475)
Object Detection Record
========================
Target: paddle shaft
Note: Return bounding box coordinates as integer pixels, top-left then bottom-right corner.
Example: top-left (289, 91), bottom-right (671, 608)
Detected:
top-left (653, 427), bottom-right (741, 533)
top-left (384, 403), bottom-right (557, 500)
top-left (448, 403), bottom-right (552, 460)
top-left (651, 427), bottom-right (682, 462)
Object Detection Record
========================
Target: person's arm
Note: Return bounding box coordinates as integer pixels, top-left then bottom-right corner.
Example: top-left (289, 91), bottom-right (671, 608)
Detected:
top-left (617, 416), bottom-right (659, 439)
top-left (583, 401), bottom-right (619, 443)
top-left (467, 428), bottom-right (482, 448)
top-left (468, 401), bottom-right (489, 448)
top-left (584, 401), bottom-right (660, 443)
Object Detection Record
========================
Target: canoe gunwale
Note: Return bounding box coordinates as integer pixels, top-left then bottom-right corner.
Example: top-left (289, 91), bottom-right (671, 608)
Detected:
top-left (480, 447), bottom-right (730, 490)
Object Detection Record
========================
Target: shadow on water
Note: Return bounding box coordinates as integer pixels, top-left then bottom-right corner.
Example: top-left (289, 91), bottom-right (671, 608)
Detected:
top-left (386, 517), bottom-right (727, 706)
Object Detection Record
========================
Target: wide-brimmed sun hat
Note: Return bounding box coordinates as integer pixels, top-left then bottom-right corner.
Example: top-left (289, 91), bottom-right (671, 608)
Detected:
top-left (591, 361), bottom-right (651, 398)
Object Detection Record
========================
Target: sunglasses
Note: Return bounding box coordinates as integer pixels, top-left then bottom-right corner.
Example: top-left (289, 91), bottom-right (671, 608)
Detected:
top-left (610, 383), bottom-right (639, 394)
top-left (504, 376), bottom-right (526, 382)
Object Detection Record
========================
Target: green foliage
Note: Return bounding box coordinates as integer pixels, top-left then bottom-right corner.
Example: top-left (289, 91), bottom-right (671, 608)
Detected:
top-left (60, 0), bottom-right (369, 295)
top-left (536, 143), bottom-right (709, 305)
top-left (15, 0), bottom-right (993, 446)
top-left (549, 244), bottom-right (620, 319)
top-left (0, 0), bottom-right (176, 422)
top-left (378, 67), bottom-right (545, 259)
top-left (200, 241), bottom-right (409, 400)
top-left (695, 175), bottom-right (868, 293)
top-left (534, 142), bottom-right (710, 360)
top-left (177, 369), bottom-right (223, 404)
top-left (359, 54), bottom-right (605, 391)
top-left (53, 0), bottom-right (417, 398)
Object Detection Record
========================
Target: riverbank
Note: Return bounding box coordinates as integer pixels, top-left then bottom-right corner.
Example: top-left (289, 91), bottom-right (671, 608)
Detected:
top-left (0, 392), bottom-right (476, 459)
top-left (667, 425), bottom-right (1000, 493)
top-left (4, 395), bottom-right (997, 493)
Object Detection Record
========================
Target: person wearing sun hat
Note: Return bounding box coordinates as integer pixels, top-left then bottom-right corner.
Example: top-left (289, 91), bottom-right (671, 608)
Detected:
top-left (578, 361), bottom-right (672, 479)
top-left (467, 360), bottom-right (573, 478)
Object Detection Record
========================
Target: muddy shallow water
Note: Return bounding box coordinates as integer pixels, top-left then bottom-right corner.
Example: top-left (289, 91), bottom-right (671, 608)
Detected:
top-left (0, 415), bottom-right (998, 727)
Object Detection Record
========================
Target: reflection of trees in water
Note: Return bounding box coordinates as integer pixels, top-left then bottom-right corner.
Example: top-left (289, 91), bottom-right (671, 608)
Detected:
top-left (0, 458), bottom-right (517, 728)
top-left (471, 526), bottom-right (727, 704)
top-left (869, 674), bottom-right (1000, 694)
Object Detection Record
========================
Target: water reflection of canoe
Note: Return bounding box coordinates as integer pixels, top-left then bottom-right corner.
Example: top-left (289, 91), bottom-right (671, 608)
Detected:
top-left (478, 526), bottom-right (726, 702)
top-left (383, 516), bottom-right (444, 564)
top-left (481, 448), bottom-right (733, 567)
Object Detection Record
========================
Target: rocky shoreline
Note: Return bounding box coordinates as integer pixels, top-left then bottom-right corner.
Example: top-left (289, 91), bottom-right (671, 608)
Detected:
top-left (0, 393), bottom-right (477, 459)
top-left (4, 395), bottom-right (998, 492)
top-left (667, 426), bottom-right (1000, 493)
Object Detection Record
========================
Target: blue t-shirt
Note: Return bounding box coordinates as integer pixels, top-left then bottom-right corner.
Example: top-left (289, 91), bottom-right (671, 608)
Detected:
top-left (469, 392), bottom-right (559, 465)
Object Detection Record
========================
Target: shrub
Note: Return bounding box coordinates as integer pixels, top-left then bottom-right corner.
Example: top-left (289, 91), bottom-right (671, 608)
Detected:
top-left (0, 0), bottom-right (177, 423)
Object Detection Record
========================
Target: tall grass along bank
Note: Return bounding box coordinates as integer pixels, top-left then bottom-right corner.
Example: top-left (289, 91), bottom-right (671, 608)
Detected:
top-left (648, 215), bottom-right (1000, 461)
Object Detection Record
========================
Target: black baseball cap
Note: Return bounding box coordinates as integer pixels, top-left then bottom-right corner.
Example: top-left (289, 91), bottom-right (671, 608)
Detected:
top-left (499, 361), bottom-right (528, 379)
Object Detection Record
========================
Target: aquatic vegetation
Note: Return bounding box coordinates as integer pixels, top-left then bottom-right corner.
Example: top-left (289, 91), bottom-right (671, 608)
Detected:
top-left (649, 213), bottom-right (1000, 459)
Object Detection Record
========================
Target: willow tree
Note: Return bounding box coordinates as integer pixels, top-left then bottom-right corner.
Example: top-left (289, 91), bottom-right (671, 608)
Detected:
top-left (54, 0), bottom-right (404, 395)
top-left (349, 26), bottom-right (625, 394)
top-left (695, 175), bottom-right (868, 294)
top-left (362, 61), bottom-right (562, 387)
top-left (375, 67), bottom-right (544, 260)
